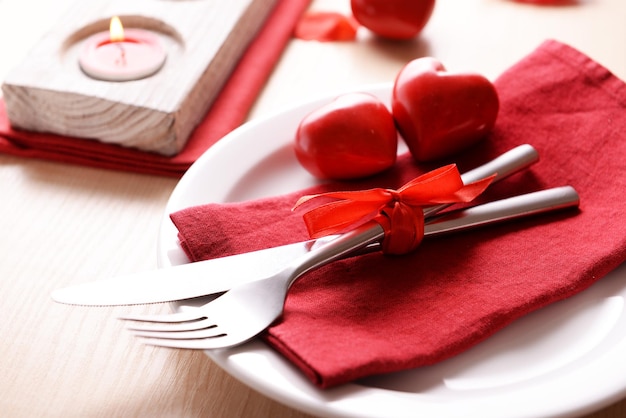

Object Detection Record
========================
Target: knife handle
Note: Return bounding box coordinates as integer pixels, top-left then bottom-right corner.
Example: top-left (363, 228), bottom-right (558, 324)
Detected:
top-left (423, 185), bottom-right (579, 237)
top-left (304, 186), bottom-right (579, 273)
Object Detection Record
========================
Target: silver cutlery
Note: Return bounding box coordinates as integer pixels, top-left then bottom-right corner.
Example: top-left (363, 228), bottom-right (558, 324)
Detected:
top-left (121, 185), bottom-right (579, 350)
top-left (51, 144), bottom-right (538, 306)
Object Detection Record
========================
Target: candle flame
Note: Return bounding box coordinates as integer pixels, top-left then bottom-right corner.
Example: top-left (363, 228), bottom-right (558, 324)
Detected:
top-left (109, 16), bottom-right (125, 42)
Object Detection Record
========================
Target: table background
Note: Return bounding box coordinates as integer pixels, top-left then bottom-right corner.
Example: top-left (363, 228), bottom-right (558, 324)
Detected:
top-left (1, 0), bottom-right (625, 416)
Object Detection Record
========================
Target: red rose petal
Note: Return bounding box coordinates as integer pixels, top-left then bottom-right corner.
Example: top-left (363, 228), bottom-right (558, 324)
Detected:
top-left (294, 12), bottom-right (359, 42)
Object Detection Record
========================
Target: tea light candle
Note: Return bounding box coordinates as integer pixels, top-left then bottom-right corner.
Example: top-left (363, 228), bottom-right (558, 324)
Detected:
top-left (79, 17), bottom-right (166, 81)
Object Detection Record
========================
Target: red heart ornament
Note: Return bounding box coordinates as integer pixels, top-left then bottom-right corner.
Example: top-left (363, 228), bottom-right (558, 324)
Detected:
top-left (294, 92), bottom-right (398, 180)
top-left (350, 0), bottom-right (435, 40)
top-left (392, 57), bottom-right (499, 162)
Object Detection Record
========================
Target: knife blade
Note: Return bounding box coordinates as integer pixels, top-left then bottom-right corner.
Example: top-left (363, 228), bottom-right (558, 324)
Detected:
top-left (51, 145), bottom-right (539, 307)
top-left (51, 184), bottom-right (579, 306)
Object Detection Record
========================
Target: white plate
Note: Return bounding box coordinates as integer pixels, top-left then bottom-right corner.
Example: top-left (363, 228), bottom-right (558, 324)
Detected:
top-left (157, 84), bottom-right (626, 418)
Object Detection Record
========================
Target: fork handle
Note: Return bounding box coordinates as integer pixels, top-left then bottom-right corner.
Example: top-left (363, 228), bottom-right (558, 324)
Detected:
top-left (424, 143), bottom-right (539, 217)
top-left (286, 145), bottom-right (544, 287)
top-left (308, 144), bottom-right (539, 259)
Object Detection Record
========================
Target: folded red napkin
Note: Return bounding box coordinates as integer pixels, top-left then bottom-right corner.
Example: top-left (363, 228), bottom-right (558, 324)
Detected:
top-left (0, 0), bottom-right (311, 177)
top-left (170, 40), bottom-right (626, 388)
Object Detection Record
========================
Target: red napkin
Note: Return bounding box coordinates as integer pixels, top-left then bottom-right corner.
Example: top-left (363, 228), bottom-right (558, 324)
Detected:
top-left (170, 40), bottom-right (626, 388)
top-left (0, 0), bottom-right (312, 178)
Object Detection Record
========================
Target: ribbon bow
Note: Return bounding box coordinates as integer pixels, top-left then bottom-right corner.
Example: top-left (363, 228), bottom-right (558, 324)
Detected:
top-left (293, 164), bottom-right (495, 255)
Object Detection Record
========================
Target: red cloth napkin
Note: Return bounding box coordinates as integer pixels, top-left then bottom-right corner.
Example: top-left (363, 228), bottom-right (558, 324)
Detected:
top-left (170, 40), bottom-right (626, 388)
top-left (0, 0), bottom-right (311, 178)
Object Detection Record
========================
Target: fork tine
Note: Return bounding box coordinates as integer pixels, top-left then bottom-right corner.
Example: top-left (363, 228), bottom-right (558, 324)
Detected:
top-left (118, 309), bottom-right (206, 324)
top-left (124, 317), bottom-right (216, 333)
top-left (137, 336), bottom-right (239, 350)
top-left (130, 327), bottom-right (225, 340)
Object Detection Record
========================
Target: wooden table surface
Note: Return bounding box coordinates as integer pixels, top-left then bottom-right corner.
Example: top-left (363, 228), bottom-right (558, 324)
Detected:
top-left (1, 0), bottom-right (625, 416)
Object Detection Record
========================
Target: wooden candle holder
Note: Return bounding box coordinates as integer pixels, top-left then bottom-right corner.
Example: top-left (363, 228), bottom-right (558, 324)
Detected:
top-left (1, 0), bottom-right (278, 156)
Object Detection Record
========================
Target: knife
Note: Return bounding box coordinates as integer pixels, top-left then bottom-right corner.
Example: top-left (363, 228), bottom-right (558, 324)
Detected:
top-left (52, 186), bottom-right (579, 306)
top-left (51, 145), bottom-right (544, 306)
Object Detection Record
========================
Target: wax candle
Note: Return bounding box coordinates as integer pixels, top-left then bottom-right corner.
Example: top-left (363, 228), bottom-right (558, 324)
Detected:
top-left (79, 17), bottom-right (166, 81)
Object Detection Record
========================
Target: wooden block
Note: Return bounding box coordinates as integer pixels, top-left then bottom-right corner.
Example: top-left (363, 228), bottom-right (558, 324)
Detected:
top-left (1, 0), bottom-right (278, 155)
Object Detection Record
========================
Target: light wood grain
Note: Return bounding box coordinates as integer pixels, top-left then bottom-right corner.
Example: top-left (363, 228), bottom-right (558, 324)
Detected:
top-left (1, 0), bottom-right (626, 417)
top-left (1, 0), bottom-right (277, 156)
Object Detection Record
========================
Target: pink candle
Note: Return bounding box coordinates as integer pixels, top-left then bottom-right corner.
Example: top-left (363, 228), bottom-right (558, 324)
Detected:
top-left (79, 17), bottom-right (166, 81)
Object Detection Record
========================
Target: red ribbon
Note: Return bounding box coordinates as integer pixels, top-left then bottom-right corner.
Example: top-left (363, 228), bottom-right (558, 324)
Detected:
top-left (293, 164), bottom-right (495, 255)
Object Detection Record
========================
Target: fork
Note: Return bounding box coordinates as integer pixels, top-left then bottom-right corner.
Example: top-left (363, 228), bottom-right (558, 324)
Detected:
top-left (121, 185), bottom-right (579, 350)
